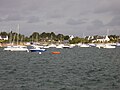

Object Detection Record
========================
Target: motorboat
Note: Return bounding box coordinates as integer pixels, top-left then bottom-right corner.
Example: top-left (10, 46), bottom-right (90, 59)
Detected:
top-left (29, 45), bottom-right (46, 52)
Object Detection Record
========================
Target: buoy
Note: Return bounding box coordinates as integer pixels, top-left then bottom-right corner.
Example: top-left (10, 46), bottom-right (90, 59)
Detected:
top-left (39, 52), bottom-right (42, 54)
top-left (52, 51), bottom-right (61, 54)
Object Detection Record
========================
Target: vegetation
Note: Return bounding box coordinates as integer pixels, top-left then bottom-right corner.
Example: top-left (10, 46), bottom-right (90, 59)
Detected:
top-left (0, 31), bottom-right (120, 44)
top-left (0, 31), bottom-right (70, 44)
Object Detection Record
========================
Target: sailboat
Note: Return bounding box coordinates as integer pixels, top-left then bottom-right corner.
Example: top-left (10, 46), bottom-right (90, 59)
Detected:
top-left (79, 33), bottom-right (90, 48)
top-left (4, 24), bottom-right (29, 52)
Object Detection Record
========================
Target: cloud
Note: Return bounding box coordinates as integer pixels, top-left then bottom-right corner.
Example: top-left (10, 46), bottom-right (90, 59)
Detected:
top-left (86, 20), bottom-right (105, 33)
top-left (49, 14), bottom-right (64, 19)
top-left (0, 18), bottom-right (3, 22)
top-left (4, 15), bottom-right (24, 21)
top-left (94, 0), bottom-right (120, 15)
top-left (92, 20), bottom-right (104, 27)
top-left (0, 0), bottom-right (120, 36)
top-left (27, 16), bottom-right (40, 23)
top-left (47, 22), bottom-right (53, 25)
top-left (0, 0), bottom-right (22, 9)
top-left (66, 18), bottom-right (87, 25)
top-left (107, 16), bottom-right (120, 26)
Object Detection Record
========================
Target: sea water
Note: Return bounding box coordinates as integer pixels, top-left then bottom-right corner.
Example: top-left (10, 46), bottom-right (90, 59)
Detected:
top-left (0, 47), bottom-right (120, 90)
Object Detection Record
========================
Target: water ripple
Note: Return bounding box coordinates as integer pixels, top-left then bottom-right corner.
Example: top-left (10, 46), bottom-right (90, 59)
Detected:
top-left (0, 47), bottom-right (120, 90)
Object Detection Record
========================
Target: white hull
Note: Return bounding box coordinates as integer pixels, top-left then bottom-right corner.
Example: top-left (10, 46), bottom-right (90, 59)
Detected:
top-left (103, 44), bottom-right (116, 48)
top-left (80, 44), bottom-right (90, 47)
top-left (96, 44), bottom-right (116, 49)
top-left (4, 46), bottom-right (29, 52)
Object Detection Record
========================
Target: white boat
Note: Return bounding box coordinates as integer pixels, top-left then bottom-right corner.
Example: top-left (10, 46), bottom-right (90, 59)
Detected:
top-left (76, 43), bottom-right (82, 46)
top-left (62, 45), bottom-right (73, 48)
top-left (96, 44), bottom-right (116, 49)
top-left (4, 46), bottom-right (13, 51)
top-left (103, 44), bottom-right (116, 49)
top-left (69, 44), bottom-right (76, 48)
top-left (80, 44), bottom-right (90, 47)
top-left (43, 46), bottom-right (50, 49)
top-left (96, 44), bottom-right (105, 48)
top-left (48, 44), bottom-right (56, 48)
top-left (4, 24), bottom-right (29, 52)
top-left (4, 45), bottom-right (29, 52)
top-left (56, 44), bottom-right (75, 49)
top-left (29, 45), bottom-right (46, 52)
top-left (56, 44), bottom-right (64, 48)
top-left (116, 43), bottom-right (120, 47)
top-left (89, 43), bottom-right (96, 47)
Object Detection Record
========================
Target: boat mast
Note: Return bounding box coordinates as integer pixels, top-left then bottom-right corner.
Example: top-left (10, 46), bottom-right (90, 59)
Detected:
top-left (9, 29), bottom-right (12, 45)
top-left (17, 24), bottom-right (19, 45)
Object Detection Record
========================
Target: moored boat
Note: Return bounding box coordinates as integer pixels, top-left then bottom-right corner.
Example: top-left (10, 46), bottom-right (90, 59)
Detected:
top-left (4, 45), bottom-right (29, 52)
top-left (80, 44), bottom-right (90, 48)
top-left (52, 51), bottom-right (61, 54)
top-left (29, 45), bottom-right (46, 52)
top-left (103, 44), bottom-right (116, 49)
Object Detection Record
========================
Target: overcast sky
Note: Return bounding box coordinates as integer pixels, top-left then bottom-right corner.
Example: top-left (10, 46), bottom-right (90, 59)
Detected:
top-left (0, 0), bottom-right (120, 36)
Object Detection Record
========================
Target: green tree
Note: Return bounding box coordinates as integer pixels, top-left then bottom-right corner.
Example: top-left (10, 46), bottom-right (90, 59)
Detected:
top-left (0, 32), bottom-right (8, 36)
top-left (64, 35), bottom-right (70, 40)
top-left (30, 32), bottom-right (40, 42)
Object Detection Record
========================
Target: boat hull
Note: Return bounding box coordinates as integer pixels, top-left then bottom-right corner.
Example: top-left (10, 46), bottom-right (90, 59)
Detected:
top-left (52, 52), bottom-right (61, 54)
top-left (29, 49), bottom-right (46, 52)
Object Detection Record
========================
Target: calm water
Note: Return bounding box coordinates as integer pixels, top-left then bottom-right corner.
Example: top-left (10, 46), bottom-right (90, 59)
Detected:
top-left (0, 47), bottom-right (120, 90)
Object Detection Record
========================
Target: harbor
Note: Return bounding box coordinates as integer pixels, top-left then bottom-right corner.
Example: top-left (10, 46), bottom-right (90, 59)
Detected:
top-left (0, 0), bottom-right (120, 89)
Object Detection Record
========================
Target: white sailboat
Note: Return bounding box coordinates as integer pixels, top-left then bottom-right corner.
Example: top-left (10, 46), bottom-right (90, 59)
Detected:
top-left (103, 44), bottom-right (116, 49)
top-left (4, 24), bottom-right (29, 52)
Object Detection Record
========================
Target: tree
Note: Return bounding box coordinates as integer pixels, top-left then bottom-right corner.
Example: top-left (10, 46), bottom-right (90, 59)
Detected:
top-left (0, 32), bottom-right (8, 36)
top-left (64, 35), bottom-right (70, 40)
top-left (50, 32), bottom-right (56, 40)
top-left (56, 34), bottom-right (64, 41)
top-left (30, 32), bottom-right (40, 42)
top-left (69, 37), bottom-right (81, 44)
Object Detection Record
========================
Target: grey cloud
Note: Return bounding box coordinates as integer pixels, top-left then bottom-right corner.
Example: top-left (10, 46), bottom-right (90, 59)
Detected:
top-left (92, 20), bottom-right (104, 27)
top-left (0, 0), bottom-right (22, 9)
top-left (94, 0), bottom-right (120, 15)
top-left (27, 16), bottom-right (40, 23)
top-left (49, 14), bottom-right (64, 19)
top-left (4, 15), bottom-right (24, 21)
top-left (0, 0), bottom-right (120, 36)
top-left (107, 16), bottom-right (120, 26)
top-left (87, 20), bottom-right (104, 32)
top-left (66, 19), bottom-right (87, 25)
top-left (0, 0), bottom-right (23, 15)
top-left (47, 22), bottom-right (53, 25)
top-left (0, 18), bottom-right (3, 22)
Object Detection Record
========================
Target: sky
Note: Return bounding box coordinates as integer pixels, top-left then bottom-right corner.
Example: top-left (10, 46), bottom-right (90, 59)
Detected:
top-left (0, 0), bottom-right (120, 37)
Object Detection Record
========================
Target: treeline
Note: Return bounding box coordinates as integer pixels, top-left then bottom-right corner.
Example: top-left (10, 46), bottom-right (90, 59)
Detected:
top-left (0, 31), bottom-right (120, 44)
top-left (0, 31), bottom-right (70, 43)
top-left (69, 35), bottom-right (120, 44)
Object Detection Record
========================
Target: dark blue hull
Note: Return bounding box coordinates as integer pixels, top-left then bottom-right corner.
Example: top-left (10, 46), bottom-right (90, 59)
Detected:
top-left (30, 50), bottom-right (46, 52)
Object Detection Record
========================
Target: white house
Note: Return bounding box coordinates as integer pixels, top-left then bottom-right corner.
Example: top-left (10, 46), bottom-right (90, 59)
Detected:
top-left (92, 36), bottom-right (110, 43)
top-left (0, 36), bottom-right (8, 40)
top-left (96, 36), bottom-right (110, 42)
top-left (69, 35), bottom-right (74, 40)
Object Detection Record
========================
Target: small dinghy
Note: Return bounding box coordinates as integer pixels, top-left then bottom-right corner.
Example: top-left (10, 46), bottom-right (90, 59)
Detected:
top-left (52, 51), bottom-right (61, 54)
